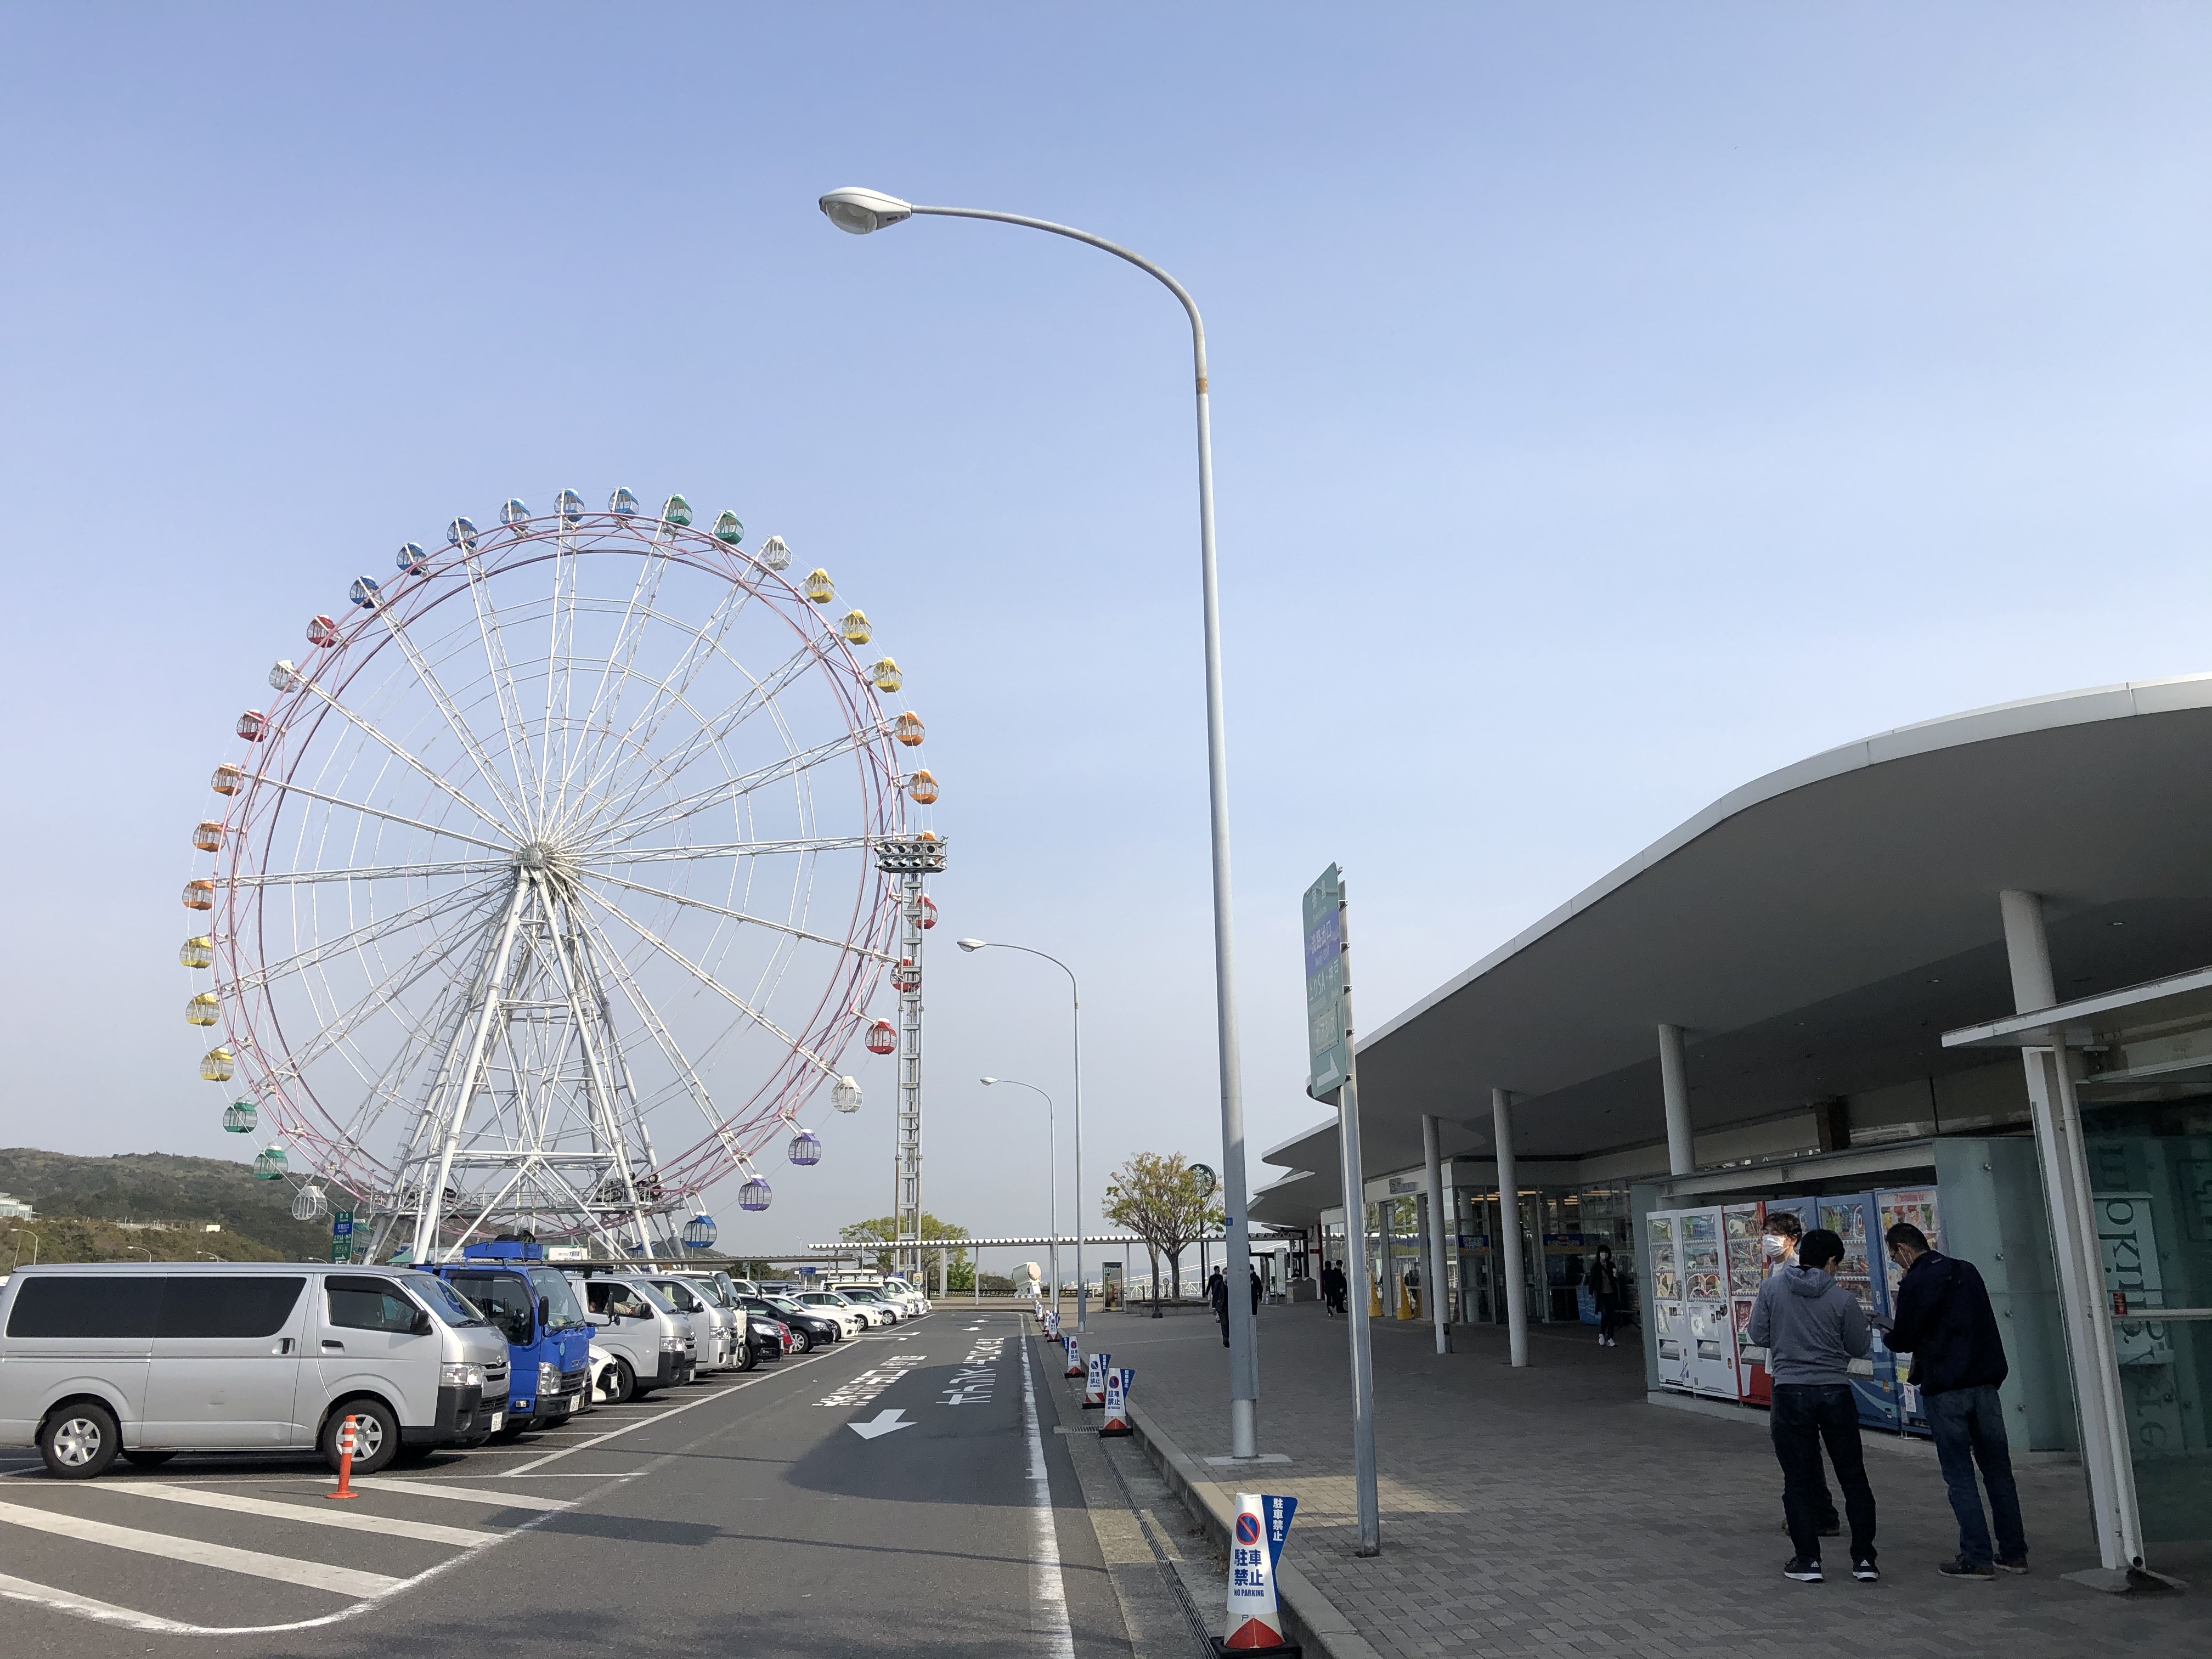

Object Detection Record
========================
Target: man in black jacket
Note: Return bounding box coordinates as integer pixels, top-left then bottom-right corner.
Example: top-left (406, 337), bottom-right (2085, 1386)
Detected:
top-left (1883, 1222), bottom-right (2027, 1580)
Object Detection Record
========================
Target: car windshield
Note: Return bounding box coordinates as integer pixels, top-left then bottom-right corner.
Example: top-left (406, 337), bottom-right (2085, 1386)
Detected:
top-left (842, 1289), bottom-right (881, 1302)
top-left (767, 1297), bottom-right (804, 1314)
top-left (405, 1273), bottom-right (490, 1327)
top-left (680, 1278), bottom-right (729, 1307)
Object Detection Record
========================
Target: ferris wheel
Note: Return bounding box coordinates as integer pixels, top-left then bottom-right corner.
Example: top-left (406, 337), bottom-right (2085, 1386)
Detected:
top-left (179, 489), bottom-right (939, 1262)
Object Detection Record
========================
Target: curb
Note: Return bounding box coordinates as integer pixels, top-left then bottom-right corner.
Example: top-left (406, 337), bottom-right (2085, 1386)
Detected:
top-left (1118, 1392), bottom-right (1386, 1659)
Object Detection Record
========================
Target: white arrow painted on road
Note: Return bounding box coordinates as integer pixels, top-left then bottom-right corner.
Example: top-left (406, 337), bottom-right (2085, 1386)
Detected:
top-left (848, 1408), bottom-right (915, 1440)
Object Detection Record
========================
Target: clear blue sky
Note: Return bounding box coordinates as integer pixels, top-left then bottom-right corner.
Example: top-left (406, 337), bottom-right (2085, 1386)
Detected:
top-left (4, 4), bottom-right (2209, 1265)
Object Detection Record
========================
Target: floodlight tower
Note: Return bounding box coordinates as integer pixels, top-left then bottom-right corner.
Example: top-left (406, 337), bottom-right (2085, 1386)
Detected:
top-left (876, 834), bottom-right (945, 1280)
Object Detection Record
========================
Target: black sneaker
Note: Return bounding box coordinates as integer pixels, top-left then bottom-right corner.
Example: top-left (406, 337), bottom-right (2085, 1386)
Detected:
top-left (1938, 1558), bottom-right (1996, 1581)
top-left (1852, 1559), bottom-right (1879, 1582)
top-left (1995, 1558), bottom-right (2029, 1575)
top-left (1784, 1556), bottom-right (1824, 1583)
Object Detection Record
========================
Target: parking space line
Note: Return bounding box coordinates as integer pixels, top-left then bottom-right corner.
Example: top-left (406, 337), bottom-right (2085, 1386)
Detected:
top-left (111, 1481), bottom-right (498, 1545)
top-left (340, 1478), bottom-right (572, 1511)
top-left (0, 1498), bottom-right (401, 1597)
top-left (0, 1568), bottom-right (202, 1635)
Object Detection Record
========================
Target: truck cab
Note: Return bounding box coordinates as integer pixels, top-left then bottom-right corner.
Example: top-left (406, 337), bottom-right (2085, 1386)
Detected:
top-left (427, 1242), bottom-right (592, 1435)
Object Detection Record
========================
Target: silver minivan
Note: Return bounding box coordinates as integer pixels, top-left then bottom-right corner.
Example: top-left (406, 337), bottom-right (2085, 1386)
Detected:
top-left (0, 1262), bottom-right (510, 1479)
top-left (567, 1272), bottom-right (696, 1402)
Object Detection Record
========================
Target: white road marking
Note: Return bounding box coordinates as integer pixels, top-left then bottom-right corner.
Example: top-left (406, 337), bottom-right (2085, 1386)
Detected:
top-left (108, 1480), bottom-right (498, 1544)
top-left (0, 1569), bottom-right (201, 1635)
top-left (0, 1498), bottom-right (401, 1598)
top-left (1019, 1339), bottom-right (1077, 1659)
top-left (338, 1479), bottom-right (572, 1512)
top-left (847, 1408), bottom-right (913, 1440)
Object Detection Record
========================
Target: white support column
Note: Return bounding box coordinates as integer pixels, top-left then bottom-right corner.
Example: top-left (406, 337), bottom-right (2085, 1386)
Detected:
top-left (1658, 1023), bottom-right (1694, 1176)
top-left (1421, 1114), bottom-right (1452, 1353)
top-left (1999, 889), bottom-right (2146, 1583)
top-left (1492, 1087), bottom-right (1528, 1368)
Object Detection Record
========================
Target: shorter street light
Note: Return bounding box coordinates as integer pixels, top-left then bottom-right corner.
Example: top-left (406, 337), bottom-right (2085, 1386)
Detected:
top-left (983, 1077), bottom-right (1059, 1308)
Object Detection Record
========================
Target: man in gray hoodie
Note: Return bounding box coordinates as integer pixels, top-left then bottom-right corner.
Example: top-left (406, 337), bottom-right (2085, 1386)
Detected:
top-left (1746, 1227), bottom-right (1878, 1584)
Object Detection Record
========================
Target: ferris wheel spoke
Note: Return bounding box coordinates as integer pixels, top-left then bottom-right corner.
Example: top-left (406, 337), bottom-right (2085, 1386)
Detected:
top-left (575, 636), bottom-right (830, 839)
top-left (297, 682), bottom-right (525, 841)
top-left (586, 834), bottom-right (870, 867)
top-left (230, 880), bottom-right (503, 992)
top-left (557, 581), bottom-right (757, 829)
top-left (589, 726), bottom-right (874, 850)
top-left (539, 532), bottom-right (584, 833)
top-left (578, 887), bottom-right (836, 1079)
top-left (357, 611), bottom-right (533, 833)
top-left (583, 868), bottom-right (893, 960)
top-left (229, 856), bottom-right (513, 887)
top-left (564, 545), bottom-right (678, 814)
top-left (233, 774), bottom-right (512, 854)
top-left (458, 554), bottom-right (547, 827)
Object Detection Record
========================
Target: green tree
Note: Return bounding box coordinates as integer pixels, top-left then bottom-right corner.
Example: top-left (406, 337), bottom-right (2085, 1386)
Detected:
top-left (838, 1212), bottom-right (972, 1280)
top-left (1102, 1152), bottom-right (1222, 1308)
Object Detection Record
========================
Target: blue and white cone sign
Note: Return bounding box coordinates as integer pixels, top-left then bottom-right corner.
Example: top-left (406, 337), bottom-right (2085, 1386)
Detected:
top-left (1101, 1365), bottom-right (1134, 1435)
top-left (1064, 1333), bottom-right (1082, 1376)
top-left (1224, 1491), bottom-right (1299, 1649)
top-left (1084, 1350), bottom-right (1109, 1407)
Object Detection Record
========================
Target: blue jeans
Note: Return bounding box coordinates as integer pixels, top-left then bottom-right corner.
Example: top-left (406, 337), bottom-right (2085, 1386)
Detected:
top-left (1771, 1384), bottom-right (1877, 1564)
top-left (1925, 1384), bottom-right (2027, 1567)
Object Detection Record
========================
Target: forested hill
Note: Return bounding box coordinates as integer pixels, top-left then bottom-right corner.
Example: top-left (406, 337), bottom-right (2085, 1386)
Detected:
top-left (0, 1148), bottom-right (336, 1261)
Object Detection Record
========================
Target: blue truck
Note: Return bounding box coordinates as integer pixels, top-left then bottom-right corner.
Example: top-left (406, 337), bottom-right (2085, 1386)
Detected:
top-left (428, 1241), bottom-right (594, 1435)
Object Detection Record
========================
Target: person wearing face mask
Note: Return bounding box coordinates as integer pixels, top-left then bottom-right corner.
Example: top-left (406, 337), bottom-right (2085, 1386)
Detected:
top-left (1758, 1210), bottom-right (1839, 1542)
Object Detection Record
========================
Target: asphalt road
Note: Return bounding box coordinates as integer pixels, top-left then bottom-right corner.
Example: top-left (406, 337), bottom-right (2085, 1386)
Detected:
top-left (0, 1311), bottom-right (1137, 1659)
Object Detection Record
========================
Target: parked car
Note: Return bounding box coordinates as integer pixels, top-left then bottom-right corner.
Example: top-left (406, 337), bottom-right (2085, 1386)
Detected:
top-left (0, 1262), bottom-right (509, 1479)
top-left (753, 1295), bottom-right (840, 1351)
top-left (646, 1274), bottom-right (740, 1373)
top-left (879, 1276), bottom-right (932, 1318)
top-left (566, 1272), bottom-right (695, 1402)
top-left (830, 1285), bottom-right (900, 1325)
top-left (793, 1290), bottom-right (873, 1335)
top-left (744, 1311), bottom-right (792, 1361)
top-left (428, 1241), bottom-right (592, 1435)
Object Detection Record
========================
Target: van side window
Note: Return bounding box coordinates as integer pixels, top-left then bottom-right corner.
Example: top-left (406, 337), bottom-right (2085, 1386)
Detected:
top-left (5, 1277), bottom-right (162, 1338)
top-left (585, 1282), bottom-right (650, 1319)
top-left (160, 1277), bottom-right (306, 1339)
top-left (654, 1281), bottom-right (699, 1311)
top-left (527, 1268), bottom-right (585, 1327)
top-left (326, 1276), bottom-right (424, 1333)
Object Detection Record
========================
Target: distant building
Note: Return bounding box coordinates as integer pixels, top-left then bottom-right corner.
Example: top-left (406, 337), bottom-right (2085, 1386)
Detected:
top-left (0, 1194), bottom-right (33, 1221)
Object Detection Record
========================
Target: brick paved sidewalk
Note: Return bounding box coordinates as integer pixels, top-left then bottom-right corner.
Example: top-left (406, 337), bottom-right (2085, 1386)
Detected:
top-left (1091, 1302), bottom-right (2203, 1658)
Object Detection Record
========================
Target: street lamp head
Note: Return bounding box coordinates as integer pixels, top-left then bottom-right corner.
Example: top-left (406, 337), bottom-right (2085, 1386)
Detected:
top-left (818, 187), bottom-right (913, 235)
top-left (980, 1076), bottom-right (998, 1086)
top-left (956, 937), bottom-right (987, 952)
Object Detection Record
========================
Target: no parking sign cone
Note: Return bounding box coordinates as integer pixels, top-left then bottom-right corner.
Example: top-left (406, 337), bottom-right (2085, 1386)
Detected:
top-left (1064, 1333), bottom-right (1082, 1377)
top-left (1082, 1349), bottom-right (1109, 1409)
top-left (1217, 1491), bottom-right (1299, 1654)
top-left (1099, 1366), bottom-right (1134, 1436)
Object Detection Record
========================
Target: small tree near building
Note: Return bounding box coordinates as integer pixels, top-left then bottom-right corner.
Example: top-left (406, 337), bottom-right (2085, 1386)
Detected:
top-left (1102, 1152), bottom-right (1221, 1311)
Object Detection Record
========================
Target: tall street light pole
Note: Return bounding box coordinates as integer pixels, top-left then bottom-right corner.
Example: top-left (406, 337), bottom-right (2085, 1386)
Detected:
top-left (960, 939), bottom-right (1087, 1332)
top-left (828, 189), bottom-right (1259, 1454)
top-left (981, 1076), bottom-right (1058, 1312)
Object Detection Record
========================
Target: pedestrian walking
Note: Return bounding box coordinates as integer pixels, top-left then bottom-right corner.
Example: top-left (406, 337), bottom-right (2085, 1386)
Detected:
top-left (1403, 1260), bottom-right (1422, 1319)
top-left (1587, 1243), bottom-right (1627, 1347)
top-left (1324, 1262), bottom-right (1347, 1317)
top-left (1882, 1221), bottom-right (2028, 1581)
top-left (1249, 1266), bottom-right (1263, 1316)
top-left (1746, 1226), bottom-right (1878, 1585)
top-left (1207, 1266), bottom-right (1228, 1346)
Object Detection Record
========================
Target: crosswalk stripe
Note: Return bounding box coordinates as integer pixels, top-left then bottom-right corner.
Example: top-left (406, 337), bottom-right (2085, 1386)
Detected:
top-left (341, 1477), bottom-right (571, 1512)
top-left (113, 1482), bottom-right (498, 1545)
top-left (0, 1568), bottom-right (199, 1634)
top-left (0, 1498), bottom-right (399, 1598)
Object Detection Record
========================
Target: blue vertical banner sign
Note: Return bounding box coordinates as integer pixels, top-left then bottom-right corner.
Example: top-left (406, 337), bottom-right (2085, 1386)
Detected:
top-left (1304, 865), bottom-right (1347, 1098)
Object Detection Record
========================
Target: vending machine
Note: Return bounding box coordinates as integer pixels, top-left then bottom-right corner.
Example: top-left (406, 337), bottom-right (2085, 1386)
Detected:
top-left (1817, 1192), bottom-right (1902, 1431)
top-left (1876, 1186), bottom-right (1942, 1431)
top-left (1724, 1202), bottom-right (1770, 1406)
top-left (1680, 1209), bottom-right (1739, 1399)
top-left (1645, 1211), bottom-right (1691, 1391)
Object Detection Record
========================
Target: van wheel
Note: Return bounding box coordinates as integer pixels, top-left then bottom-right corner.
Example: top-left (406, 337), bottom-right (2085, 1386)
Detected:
top-left (321, 1399), bottom-right (400, 1476)
top-left (603, 1357), bottom-right (636, 1404)
top-left (122, 1449), bottom-right (177, 1468)
top-left (40, 1402), bottom-right (120, 1479)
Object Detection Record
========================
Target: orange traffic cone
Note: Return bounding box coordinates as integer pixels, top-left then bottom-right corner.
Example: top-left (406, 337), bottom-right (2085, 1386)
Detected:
top-left (326, 1414), bottom-right (362, 1500)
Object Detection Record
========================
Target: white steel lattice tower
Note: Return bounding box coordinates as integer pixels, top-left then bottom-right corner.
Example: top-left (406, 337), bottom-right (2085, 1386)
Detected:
top-left (876, 836), bottom-right (945, 1280)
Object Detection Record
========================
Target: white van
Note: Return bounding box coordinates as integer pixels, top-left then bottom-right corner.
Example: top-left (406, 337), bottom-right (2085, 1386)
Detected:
top-left (567, 1272), bottom-right (696, 1402)
top-left (646, 1274), bottom-right (737, 1371)
top-left (0, 1262), bottom-right (510, 1479)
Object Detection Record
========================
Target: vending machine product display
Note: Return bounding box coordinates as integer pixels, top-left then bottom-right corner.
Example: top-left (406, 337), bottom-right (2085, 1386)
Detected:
top-left (1818, 1192), bottom-right (1906, 1432)
top-left (1646, 1211), bottom-right (1691, 1391)
top-left (1680, 1208), bottom-right (1739, 1398)
top-left (1724, 1202), bottom-right (1770, 1406)
top-left (1876, 1186), bottom-right (1943, 1427)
